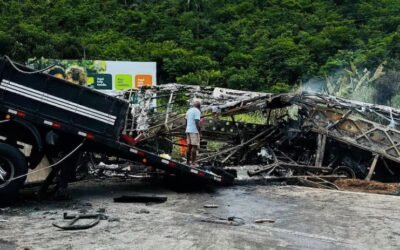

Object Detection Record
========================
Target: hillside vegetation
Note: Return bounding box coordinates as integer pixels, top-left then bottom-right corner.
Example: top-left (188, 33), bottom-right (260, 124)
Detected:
top-left (1, 0), bottom-right (400, 98)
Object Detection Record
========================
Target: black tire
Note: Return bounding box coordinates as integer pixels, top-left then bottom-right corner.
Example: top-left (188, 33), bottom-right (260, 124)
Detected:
top-left (340, 156), bottom-right (368, 179)
top-left (0, 143), bottom-right (28, 203)
top-left (333, 166), bottom-right (356, 179)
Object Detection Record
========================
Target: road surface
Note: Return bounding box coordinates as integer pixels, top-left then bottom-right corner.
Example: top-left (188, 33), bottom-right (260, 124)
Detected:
top-left (1, 179), bottom-right (400, 249)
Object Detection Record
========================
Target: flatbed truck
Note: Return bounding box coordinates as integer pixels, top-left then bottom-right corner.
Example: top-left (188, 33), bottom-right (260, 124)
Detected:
top-left (0, 57), bottom-right (233, 201)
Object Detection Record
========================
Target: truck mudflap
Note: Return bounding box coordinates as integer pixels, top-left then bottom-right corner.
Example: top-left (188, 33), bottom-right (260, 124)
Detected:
top-left (115, 142), bottom-right (235, 185)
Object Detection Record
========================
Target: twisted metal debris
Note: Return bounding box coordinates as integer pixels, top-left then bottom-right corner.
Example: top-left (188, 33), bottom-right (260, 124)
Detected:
top-left (119, 84), bottom-right (400, 185)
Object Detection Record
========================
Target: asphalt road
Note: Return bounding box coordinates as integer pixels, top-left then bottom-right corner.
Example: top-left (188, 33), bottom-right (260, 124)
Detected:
top-left (1, 179), bottom-right (400, 250)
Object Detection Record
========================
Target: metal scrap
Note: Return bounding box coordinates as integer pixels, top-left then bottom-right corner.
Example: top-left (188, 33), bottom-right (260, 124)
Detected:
top-left (114, 195), bottom-right (167, 203)
top-left (52, 212), bottom-right (107, 230)
top-left (203, 204), bottom-right (219, 208)
top-left (90, 84), bottom-right (400, 187)
top-left (200, 216), bottom-right (245, 226)
top-left (254, 218), bottom-right (275, 224)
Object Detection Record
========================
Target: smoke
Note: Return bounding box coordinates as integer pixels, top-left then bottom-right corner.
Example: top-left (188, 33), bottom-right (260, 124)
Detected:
top-left (300, 68), bottom-right (349, 95)
top-left (348, 85), bottom-right (376, 104)
top-left (297, 63), bottom-right (400, 109)
top-left (301, 77), bottom-right (327, 93)
top-left (300, 66), bottom-right (379, 104)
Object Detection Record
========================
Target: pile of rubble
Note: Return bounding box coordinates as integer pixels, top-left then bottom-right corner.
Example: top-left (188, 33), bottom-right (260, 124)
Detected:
top-left (97, 84), bottom-right (400, 191)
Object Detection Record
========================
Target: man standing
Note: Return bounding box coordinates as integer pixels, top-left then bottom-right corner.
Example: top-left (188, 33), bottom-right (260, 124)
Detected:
top-left (186, 100), bottom-right (201, 166)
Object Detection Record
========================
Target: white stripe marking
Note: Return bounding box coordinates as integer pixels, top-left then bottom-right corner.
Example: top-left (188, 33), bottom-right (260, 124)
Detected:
top-left (4, 83), bottom-right (115, 123)
top-left (1, 80), bottom-right (115, 125)
top-left (130, 148), bottom-right (138, 154)
top-left (161, 159), bottom-right (169, 165)
top-left (1, 85), bottom-right (114, 125)
top-left (7, 109), bottom-right (17, 114)
top-left (190, 169), bottom-right (198, 174)
top-left (3, 79), bottom-right (117, 120)
top-left (43, 120), bottom-right (53, 126)
top-left (78, 131), bottom-right (87, 137)
top-left (2, 80), bottom-right (116, 123)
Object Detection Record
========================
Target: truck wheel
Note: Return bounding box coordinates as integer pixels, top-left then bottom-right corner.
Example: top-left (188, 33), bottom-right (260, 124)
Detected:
top-left (340, 156), bottom-right (368, 179)
top-left (0, 143), bottom-right (28, 203)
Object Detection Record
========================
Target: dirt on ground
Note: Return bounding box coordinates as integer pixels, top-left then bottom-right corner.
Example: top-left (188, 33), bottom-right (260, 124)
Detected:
top-left (335, 179), bottom-right (400, 194)
top-left (1, 179), bottom-right (400, 250)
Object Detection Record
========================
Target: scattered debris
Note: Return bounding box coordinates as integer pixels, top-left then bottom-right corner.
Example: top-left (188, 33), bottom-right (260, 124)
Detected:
top-left (64, 83), bottom-right (400, 193)
top-left (200, 216), bottom-right (245, 226)
top-left (78, 209), bottom-right (89, 214)
top-left (136, 209), bottom-right (150, 214)
top-left (114, 195), bottom-right (167, 203)
top-left (96, 208), bottom-right (106, 213)
top-left (137, 85), bottom-right (400, 188)
top-left (72, 202), bottom-right (93, 211)
top-left (335, 179), bottom-right (399, 194)
top-left (254, 218), bottom-right (275, 224)
top-left (52, 212), bottom-right (107, 230)
top-left (203, 204), bottom-right (219, 208)
top-left (107, 217), bottom-right (120, 222)
top-left (42, 211), bottom-right (58, 215)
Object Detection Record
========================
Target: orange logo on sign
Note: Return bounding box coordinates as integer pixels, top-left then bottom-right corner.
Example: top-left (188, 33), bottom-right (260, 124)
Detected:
top-left (135, 75), bottom-right (153, 88)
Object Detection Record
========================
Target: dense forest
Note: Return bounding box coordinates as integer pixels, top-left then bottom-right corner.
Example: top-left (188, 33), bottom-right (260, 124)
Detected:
top-left (1, 0), bottom-right (400, 104)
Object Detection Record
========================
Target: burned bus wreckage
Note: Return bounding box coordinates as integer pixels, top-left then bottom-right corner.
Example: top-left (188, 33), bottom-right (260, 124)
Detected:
top-left (128, 84), bottom-right (400, 186)
top-left (1, 56), bottom-right (400, 201)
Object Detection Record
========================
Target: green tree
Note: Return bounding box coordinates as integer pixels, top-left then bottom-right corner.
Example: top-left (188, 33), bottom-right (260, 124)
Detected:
top-left (0, 0), bottom-right (400, 96)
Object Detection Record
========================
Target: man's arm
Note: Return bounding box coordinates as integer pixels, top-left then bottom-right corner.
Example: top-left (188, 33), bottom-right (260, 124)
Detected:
top-left (195, 119), bottom-right (201, 136)
top-left (195, 109), bottom-right (201, 135)
top-left (185, 111), bottom-right (188, 130)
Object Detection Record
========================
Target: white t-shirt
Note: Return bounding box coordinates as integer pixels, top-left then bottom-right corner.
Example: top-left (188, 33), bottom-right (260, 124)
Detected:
top-left (186, 107), bottom-right (201, 133)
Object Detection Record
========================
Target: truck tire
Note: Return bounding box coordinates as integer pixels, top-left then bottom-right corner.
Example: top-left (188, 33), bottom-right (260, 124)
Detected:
top-left (0, 143), bottom-right (28, 203)
top-left (340, 156), bottom-right (368, 179)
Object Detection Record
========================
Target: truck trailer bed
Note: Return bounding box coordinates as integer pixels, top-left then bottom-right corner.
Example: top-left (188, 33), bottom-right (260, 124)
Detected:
top-left (0, 57), bottom-right (232, 186)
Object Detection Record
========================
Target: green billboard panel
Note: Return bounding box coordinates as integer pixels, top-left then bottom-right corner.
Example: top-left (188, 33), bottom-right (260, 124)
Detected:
top-left (115, 74), bottom-right (132, 90)
top-left (87, 75), bottom-right (95, 85)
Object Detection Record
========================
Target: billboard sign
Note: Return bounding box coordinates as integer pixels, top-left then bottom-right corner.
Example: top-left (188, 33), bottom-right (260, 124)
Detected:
top-left (27, 59), bottom-right (156, 91)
